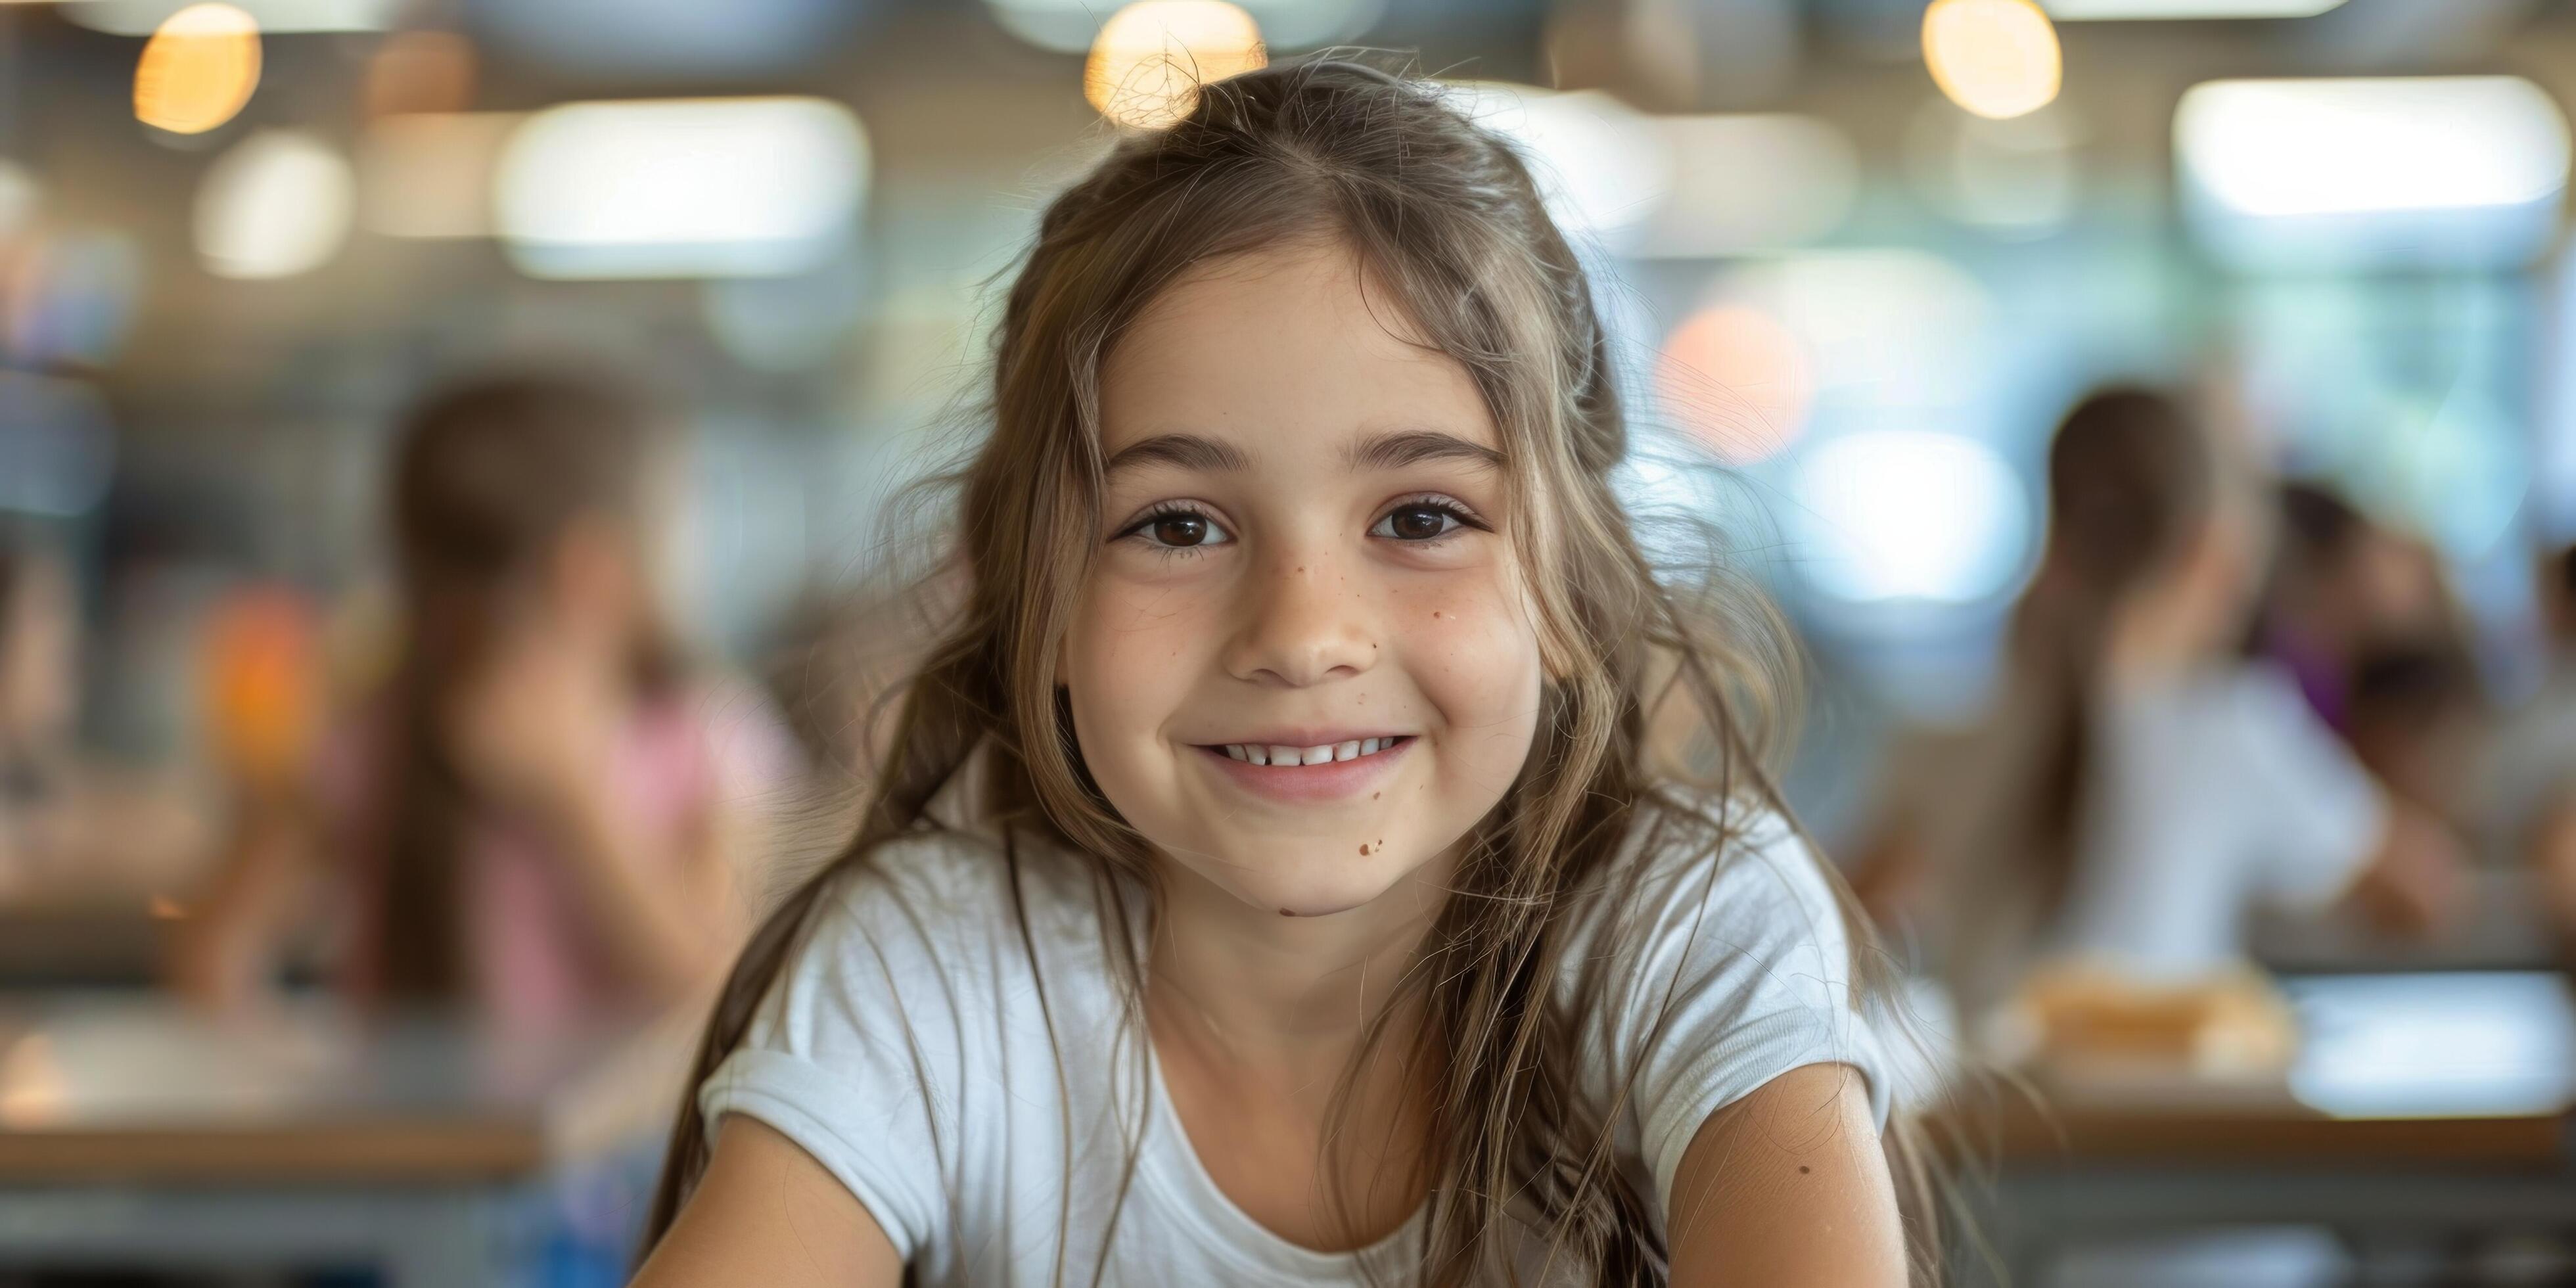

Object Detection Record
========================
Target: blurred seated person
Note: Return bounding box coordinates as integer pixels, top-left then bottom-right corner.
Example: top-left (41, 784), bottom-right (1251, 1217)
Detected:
top-left (2256, 482), bottom-right (2460, 739)
top-left (175, 372), bottom-right (799, 1029)
top-left (0, 534), bottom-right (210, 902)
top-left (2344, 639), bottom-right (2488, 825)
top-left (1853, 388), bottom-right (2462, 1024)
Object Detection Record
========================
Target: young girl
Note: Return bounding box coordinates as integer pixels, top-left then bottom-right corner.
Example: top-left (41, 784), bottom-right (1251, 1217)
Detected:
top-left (177, 373), bottom-right (795, 1030)
top-left (1855, 388), bottom-right (2462, 1019)
top-left (636, 62), bottom-right (1914, 1286)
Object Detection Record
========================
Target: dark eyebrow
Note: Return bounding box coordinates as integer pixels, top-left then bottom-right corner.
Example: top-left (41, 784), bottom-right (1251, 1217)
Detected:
top-left (1343, 429), bottom-right (1505, 474)
top-left (1103, 433), bottom-right (1253, 475)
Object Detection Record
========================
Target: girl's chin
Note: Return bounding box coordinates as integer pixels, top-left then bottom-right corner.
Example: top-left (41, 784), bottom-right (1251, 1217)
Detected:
top-left (1187, 849), bottom-right (1429, 921)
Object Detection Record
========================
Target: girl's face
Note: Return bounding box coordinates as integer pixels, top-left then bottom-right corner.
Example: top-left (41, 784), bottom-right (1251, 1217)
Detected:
top-left (1065, 242), bottom-right (1547, 919)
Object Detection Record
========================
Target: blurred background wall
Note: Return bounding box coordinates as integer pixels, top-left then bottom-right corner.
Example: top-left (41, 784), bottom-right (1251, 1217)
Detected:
top-left (11, 0), bottom-right (2575, 842)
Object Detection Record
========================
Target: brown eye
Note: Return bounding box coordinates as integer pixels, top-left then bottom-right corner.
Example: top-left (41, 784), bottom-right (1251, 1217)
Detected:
top-left (1128, 508), bottom-right (1232, 549)
top-left (1377, 504), bottom-right (1460, 541)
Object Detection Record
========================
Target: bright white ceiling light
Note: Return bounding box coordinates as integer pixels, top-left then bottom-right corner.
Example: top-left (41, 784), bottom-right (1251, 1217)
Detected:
top-left (1793, 429), bottom-right (2031, 604)
top-left (1446, 83), bottom-right (1672, 249)
top-left (2044, 0), bottom-right (2346, 17)
top-left (193, 129), bottom-right (355, 279)
top-left (70, 0), bottom-right (398, 33)
top-left (494, 97), bottom-right (868, 280)
top-left (2178, 76), bottom-right (2568, 218)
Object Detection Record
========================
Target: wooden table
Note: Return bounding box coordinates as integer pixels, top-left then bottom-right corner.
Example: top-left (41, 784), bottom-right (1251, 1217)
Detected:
top-left (0, 992), bottom-right (697, 1285)
top-left (1943, 971), bottom-right (2576, 1286)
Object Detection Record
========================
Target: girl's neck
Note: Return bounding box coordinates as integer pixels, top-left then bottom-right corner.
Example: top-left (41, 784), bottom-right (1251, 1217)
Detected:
top-left (2099, 584), bottom-right (2220, 693)
top-left (1142, 848), bottom-right (1454, 1251)
top-left (1145, 847), bottom-right (1454, 1074)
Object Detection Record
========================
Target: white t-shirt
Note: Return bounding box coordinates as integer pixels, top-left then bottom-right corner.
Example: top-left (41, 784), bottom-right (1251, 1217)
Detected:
top-left (697, 783), bottom-right (1887, 1287)
top-left (2046, 665), bottom-right (2386, 978)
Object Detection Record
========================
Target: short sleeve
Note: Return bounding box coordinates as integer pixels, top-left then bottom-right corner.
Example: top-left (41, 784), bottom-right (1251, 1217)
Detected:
top-left (2229, 670), bottom-right (2387, 909)
top-left (696, 836), bottom-right (991, 1263)
top-left (1577, 802), bottom-right (1891, 1217)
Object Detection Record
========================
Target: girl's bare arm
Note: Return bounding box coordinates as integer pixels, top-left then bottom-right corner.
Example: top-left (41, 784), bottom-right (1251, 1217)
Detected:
top-left (1665, 1063), bottom-right (1908, 1288)
top-left (631, 1115), bottom-right (903, 1288)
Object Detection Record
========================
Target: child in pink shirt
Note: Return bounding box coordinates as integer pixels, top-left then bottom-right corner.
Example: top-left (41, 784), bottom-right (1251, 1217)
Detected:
top-left (180, 372), bottom-right (797, 1030)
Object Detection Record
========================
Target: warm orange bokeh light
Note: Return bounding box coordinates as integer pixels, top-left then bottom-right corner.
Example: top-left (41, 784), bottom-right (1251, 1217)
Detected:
top-left (1655, 304), bottom-right (1816, 464)
top-left (1923, 0), bottom-right (2062, 122)
top-left (1084, 1), bottom-right (1266, 130)
top-left (202, 586), bottom-right (321, 787)
top-left (134, 3), bottom-right (262, 135)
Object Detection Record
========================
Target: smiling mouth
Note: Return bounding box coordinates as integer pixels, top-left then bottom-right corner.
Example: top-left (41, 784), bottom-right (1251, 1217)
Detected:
top-left (1211, 736), bottom-right (1413, 767)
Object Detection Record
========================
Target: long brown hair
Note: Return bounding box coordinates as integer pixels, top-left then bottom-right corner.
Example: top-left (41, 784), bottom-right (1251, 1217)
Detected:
top-left (2004, 386), bottom-right (2219, 915)
top-left (648, 60), bottom-right (1932, 1283)
top-left (375, 371), bottom-right (672, 998)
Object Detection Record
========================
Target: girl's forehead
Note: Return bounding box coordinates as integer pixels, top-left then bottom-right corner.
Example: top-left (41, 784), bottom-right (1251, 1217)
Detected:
top-left (1097, 242), bottom-right (1499, 462)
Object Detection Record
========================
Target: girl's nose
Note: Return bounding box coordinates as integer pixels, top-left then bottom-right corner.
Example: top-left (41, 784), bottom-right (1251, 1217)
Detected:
top-left (1223, 551), bottom-right (1378, 689)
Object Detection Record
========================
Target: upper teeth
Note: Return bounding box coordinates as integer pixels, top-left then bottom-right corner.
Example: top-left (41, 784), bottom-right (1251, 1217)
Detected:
top-left (1223, 737), bottom-right (1394, 766)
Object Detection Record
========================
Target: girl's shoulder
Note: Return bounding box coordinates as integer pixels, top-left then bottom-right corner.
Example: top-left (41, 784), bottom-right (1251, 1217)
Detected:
top-left (1556, 786), bottom-right (1891, 1195)
top-left (791, 822), bottom-right (1129, 996)
top-left (1563, 787), bottom-right (1854, 973)
top-left (1606, 787), bottom-right (1838, 904)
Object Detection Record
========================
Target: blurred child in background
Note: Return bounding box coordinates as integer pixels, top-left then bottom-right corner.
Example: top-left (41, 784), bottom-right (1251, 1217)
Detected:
top-left (2343, 641), bottom-right (2487, 826)
top-left (1856, 388), bottom-right (2462, 1021)
top-left (177, 372), bottom-right (799, 1029)
top-left (2257, 482), bottom-right (2464, 743)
